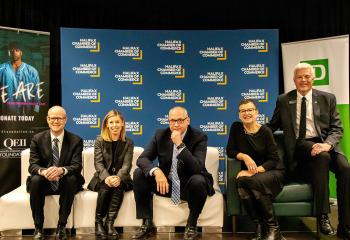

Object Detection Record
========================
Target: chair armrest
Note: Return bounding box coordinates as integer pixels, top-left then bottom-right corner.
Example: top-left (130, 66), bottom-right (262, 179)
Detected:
top-left (226, 156), bottom-right (241, 215)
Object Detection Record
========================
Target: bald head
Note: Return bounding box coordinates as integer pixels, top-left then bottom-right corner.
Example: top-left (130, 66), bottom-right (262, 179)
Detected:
top-left (48, 106), bottom-right (66, 117)
top-left (169, 106), bottom-right (188, 118)
top-left (47, 106), bottom-right (67, 136)
top-left (168, 106), bottom-right (190, 134)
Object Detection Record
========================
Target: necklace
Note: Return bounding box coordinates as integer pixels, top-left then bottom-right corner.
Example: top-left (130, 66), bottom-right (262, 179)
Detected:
top-left (243, 124), bottom-right (260, 135)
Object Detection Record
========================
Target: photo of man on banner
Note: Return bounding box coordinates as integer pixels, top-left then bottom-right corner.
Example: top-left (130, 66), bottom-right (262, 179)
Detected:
top-left (0, 41), bottom-right (42, 115)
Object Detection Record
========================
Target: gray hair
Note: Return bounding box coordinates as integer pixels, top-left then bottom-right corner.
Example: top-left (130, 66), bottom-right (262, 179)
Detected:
top-left (293, 62), bottom-right (315, 78)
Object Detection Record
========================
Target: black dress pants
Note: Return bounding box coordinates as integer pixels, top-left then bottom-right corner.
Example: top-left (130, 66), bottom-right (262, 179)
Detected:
top-left (295, 139), bottom-right (350, 226)
top-left (133, 168), bottom-right (208, 220)
top-left (29, 174), bottom-right (80, 227)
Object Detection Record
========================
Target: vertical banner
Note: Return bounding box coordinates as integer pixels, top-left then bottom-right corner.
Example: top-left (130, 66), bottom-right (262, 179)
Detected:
top-left (61, 29), bottom-right (279, 191)
top-left (282, 35), bottom-right (349, 197)
top-left (0, 26), bottom-right (50, 196)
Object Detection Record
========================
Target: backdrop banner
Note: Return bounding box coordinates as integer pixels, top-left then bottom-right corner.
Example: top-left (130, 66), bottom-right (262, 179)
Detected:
top-left (282, 35), bottom-right (350, 197)
top-left (0, 26), bottom-right (50, 196)
top-left (61, 28), bottom-right (279, 190)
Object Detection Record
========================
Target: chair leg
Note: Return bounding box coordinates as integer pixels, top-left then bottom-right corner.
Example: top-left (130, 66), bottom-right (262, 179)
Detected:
top-left (316, 217), bottom-right (320, 239)
top-left (232, 216), bottom-right (237, 233)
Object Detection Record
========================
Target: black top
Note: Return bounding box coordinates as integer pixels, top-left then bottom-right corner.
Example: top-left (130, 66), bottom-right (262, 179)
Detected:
top-left (226, 122), bottom-right (284, 171)
top-left (109, 140), bottom-right (124, 174)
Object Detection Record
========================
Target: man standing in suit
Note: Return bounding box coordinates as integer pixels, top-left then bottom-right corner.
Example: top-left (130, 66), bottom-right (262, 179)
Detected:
top-left (27, 106), bottom-right (84, 240)
top-left (269, 62), bottom-right (350, 239)
top-left (132, 106), bottom-right (214, 240)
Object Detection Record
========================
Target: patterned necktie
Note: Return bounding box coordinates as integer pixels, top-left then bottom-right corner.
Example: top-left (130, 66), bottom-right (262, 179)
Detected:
top-left (50, 138), bottom-right (59, 191)
top-left (171, 147), bottom-right (181, 205)
top-left (298, 97), bottom-right (307, 139)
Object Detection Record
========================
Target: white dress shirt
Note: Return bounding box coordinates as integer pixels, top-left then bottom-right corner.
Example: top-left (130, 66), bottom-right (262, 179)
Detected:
top-left (296, 90), bottom-right (318, 139)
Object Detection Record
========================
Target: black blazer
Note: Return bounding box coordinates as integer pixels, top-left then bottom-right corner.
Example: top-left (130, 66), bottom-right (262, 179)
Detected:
top-left (268, 89), bottom-right (344, 171)
top-left (137, 125), bottom-right (214, 196)
top-left (27, 129), bottom-right (84, 190)
top-left (88, 136), bottom-right (134, 191)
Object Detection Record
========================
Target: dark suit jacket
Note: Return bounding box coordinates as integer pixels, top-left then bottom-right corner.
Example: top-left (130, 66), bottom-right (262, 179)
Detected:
top-left (88, 136), bottom-right (134, 191)
top-left (27, 129), bottom-right (84, 191)
top-left (268, 89), bottom-right (344, 171)
top-left (137, 125), bottom-right (214, 196)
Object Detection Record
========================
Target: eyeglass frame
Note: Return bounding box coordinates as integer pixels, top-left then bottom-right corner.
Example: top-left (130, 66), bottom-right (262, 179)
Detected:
top-left (47, 116), bottom-right (66, 122)
top-left (169, 117), bottom-right (188, 125)
top-left (238, 108), bottom-right (256, 114)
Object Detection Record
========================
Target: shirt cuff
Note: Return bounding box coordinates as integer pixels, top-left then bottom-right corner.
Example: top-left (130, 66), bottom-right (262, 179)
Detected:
top-left (325, 141), bottom-right (334, 150)
top-left (62, 167), bottom-right (68, 175)
top-left (149, 167), bottom-right (159, 176)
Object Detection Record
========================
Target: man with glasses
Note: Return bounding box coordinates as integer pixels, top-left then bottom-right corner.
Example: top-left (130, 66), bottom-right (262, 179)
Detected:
top-left (27, 106), bottom-right (84, 240)
top-left (268, 62), bottom-right (350, 239)
top-left (132, 106), bottom-right (214, 240)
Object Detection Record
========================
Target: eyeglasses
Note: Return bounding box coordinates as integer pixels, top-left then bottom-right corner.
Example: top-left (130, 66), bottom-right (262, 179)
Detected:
top-left (169, 117), bottom-right (188, 125)
top-left (239, 108), bottom-right (256, 114)
top-left (48, 117), bottom-right (66, 122)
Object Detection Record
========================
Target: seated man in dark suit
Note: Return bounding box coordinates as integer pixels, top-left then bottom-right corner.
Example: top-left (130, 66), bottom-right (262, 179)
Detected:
top-left (27, 106), bottom-right (84, 240)
top-left (132, 106), bottom-right (214, 240)
top-left (268, 63), bottom-right (350, 239)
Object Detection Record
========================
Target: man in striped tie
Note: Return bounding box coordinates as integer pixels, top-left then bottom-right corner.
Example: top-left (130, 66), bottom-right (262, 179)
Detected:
top-left (132, 106), bottom-right (215, 240)
top-left (27, 106), bottom-right (84, 240)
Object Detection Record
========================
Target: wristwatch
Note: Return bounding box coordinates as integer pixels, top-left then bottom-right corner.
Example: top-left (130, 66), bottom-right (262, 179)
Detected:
top-left (176, 142), bottom-right (185, 150)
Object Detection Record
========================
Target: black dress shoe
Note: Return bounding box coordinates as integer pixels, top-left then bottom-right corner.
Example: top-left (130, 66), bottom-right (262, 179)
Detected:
top-left (337, 225), bottom-right (350, 239)
top-left (132, 224), bottom-right (157, 239)
top-left (33, 228), bottom-right (44, 240)
top-left (184, 226), bottom-right (199, 240)
top-left (318, 214), bottom-right (336, 235)
top-left (55, 225), bottom-right (67, 240)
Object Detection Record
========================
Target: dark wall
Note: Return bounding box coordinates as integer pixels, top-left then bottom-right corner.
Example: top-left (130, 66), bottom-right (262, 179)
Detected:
top-left (1, 0), bottom-right (349, 104)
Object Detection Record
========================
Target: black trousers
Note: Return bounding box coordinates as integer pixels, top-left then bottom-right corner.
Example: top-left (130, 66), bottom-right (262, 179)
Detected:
top-left (295, 138), bottom-right (350, 226)
top-left (133, 168), bottom-right (208, 220)
top-left (29, 174), bottom-right (80, 227)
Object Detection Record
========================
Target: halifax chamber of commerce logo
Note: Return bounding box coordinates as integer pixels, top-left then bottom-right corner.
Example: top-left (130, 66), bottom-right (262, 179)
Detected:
top-left (301, 59), bottom-right (329, 86)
